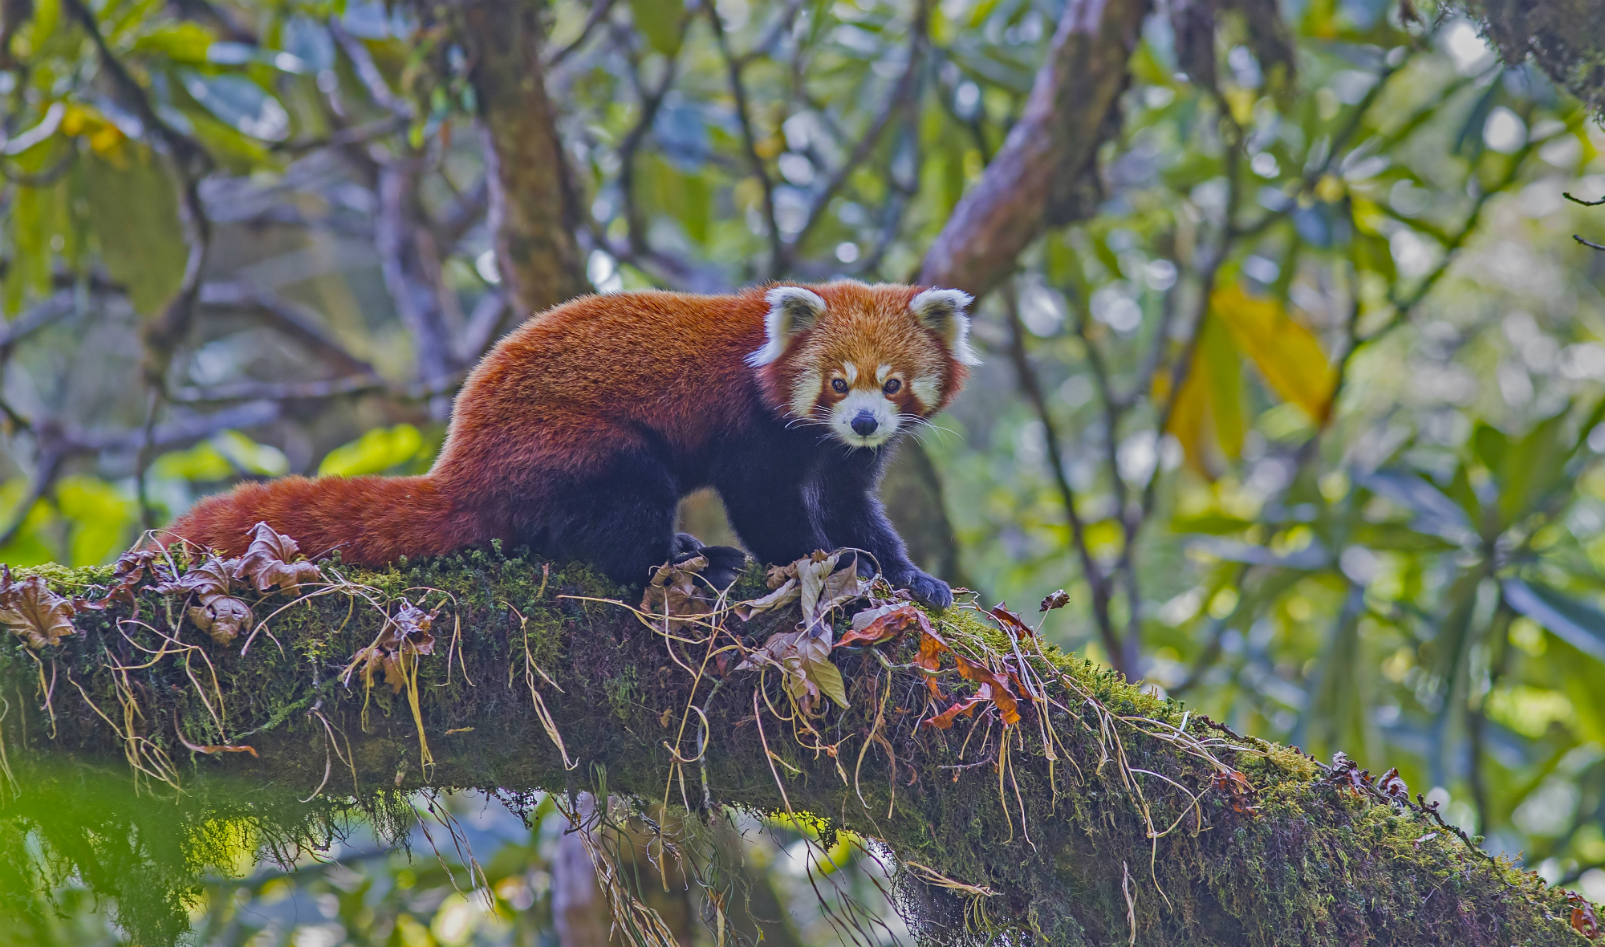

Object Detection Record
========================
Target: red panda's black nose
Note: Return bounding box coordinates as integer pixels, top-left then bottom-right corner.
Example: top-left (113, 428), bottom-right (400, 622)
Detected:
top-left (851, 412), bottom-right (879, 436)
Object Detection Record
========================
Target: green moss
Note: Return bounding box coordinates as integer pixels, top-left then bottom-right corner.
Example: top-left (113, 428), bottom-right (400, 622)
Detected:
top-left (0, 555), bottom-right (1591, 947)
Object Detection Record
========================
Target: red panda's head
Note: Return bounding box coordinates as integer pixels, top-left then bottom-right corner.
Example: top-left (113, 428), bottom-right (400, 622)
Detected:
top-left (747, 281), bottom-right (979, 449)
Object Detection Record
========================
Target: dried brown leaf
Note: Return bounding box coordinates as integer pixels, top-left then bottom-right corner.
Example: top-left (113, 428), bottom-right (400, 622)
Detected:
top-left (1569, 892), bottom-right (1600, 939)
top-left (1039, 589), bottom-right (1070, 612)
top-left (641, 555), bottom-right (714, 628)
top-left (990, 603), bottom-right (1035, 638)
top-left (1376, 766), bottom-right (1409, 803)
top-left (926, 693), bottom-right (989, 729)
top-left (353, 598), bottom-right (441, 694)
top-left (232, 522), bottom-right (324, 593)
top-left (836, 604), bottom-right (926, 648)
top-left (188, 598), bottom-right (253, 647)
top-left (0, 569), bottom-right (78, 649)
top-left (734, 577), bottom-right (799, 620)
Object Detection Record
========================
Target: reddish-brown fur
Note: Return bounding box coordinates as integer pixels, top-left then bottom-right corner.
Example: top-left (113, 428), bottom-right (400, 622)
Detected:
top-left (166, 281), bottom-right (967, 570)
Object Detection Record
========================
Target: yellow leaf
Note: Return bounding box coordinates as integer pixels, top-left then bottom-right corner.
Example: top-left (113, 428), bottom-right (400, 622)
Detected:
top-left (1200, 316), bottom-right (1246, 458)
top-left (1162, 316), bottom-right (1245, 477)
top-left (1210, 283), bottom-right (1336, 422)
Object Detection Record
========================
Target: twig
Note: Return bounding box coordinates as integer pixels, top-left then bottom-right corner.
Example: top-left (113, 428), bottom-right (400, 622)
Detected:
top-left (1002, 286), bottom-right (1126, 674)
top-left (546, 0), bottom-right (621, 67)
top-left (708, 5), bottom-right (783, 275)
top-left (784, 0), bottom-right (930, 269)
top-left (199, 282), bottom-right (376, 375)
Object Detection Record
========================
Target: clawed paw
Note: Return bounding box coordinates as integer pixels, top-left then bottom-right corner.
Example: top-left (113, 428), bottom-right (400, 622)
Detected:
top-left (670, 533), bottom-right (747, 590)
top-left (893, 569), bottom-right (953, 609)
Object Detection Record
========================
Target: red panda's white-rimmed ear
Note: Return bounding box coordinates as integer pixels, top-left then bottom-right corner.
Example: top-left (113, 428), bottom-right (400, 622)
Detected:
top-left (748, 286), bottom-right (827, 367)
top-left (911, 288), bottom-right (980, 365)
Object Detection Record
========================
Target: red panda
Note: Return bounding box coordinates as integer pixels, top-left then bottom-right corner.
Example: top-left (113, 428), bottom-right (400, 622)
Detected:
top-left (166, 280), bottom-right (977, 606)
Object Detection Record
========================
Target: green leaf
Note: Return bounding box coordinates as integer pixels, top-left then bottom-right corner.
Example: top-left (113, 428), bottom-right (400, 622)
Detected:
top-left (33, 0), bottom-right (60, 48)
top-left (1200, 316), bottom-right (1245, 459)
top-left (1501, 578), bottom-right (1605, 662)
top-left (152, 443), bottom-right (235, 482)
top-left (1495, 412), bottom-right (1569, 527)
top-left (83, 149), bottom-right (189, 317)
top-left (213, 431), bottom-right (289, 477)
top-left (4, 183), bottom-right (53, 315)
top-left (130, 22), bottom-right (218, 64)
top-left (318, 424), bottom-right (424, 477)
top-left (806, 656), bottom-right (850, 710)
top-left (629, 0), bottom-right (682, 56)
top-left (1358, 470), bottom-right (1474, 544)
top-left (54, 476), bottom-right (137, 567)
top-left (1471, 422), bottom-right (1507, 473)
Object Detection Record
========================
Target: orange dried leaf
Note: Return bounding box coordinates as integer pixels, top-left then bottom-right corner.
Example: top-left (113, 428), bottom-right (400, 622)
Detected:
top-left (837, 604), bottom-right (925, 648)
top-left (1569, 893), bottom-right (1600, 939)
top-left (989, 604), bottom-right (1035, 638)
top-left (926, 694), bottom-right (988, 729)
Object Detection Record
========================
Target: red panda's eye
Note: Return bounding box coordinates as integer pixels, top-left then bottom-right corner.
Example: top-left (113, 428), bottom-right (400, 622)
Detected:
top-left (883, 379), bottom-right (901, 395)
top-left (832, 379), bottom-right (849, 394)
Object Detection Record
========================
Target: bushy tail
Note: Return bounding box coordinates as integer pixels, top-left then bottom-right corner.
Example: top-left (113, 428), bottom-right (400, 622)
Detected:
top-left (163, 475), bottom-right (488, 567)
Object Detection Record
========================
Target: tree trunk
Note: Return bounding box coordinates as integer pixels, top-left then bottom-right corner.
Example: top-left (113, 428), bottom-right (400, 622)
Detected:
top-left (454, 0), bottom-right (590, 318)
top-left (0, 557), bottom-right (1588, 946)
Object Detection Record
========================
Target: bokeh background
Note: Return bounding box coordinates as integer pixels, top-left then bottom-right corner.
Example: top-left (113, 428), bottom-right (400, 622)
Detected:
top-left (3, 0), bottom-right (1605, 941)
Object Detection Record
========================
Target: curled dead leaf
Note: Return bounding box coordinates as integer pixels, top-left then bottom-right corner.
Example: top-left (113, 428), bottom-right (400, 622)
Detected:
top-left (188, 598), bottom-right (253, 646)
top-left (1568, 892), bottom-right (1600, 939)
top-left (989, 604), bottom-right (1035, 638)
top-left (836, 603), bottom-right (928, 649)
top-left (156, 556), bottom-right (254, 646)
top-left (641, 555), bottom-right (715, 628)
top-left (1039, 589), bottom-right (1070, 612)
top-left (353, 598), bottom-right (440, 694)
top-left (1376, 766), bottom-right (1409, 803)
top-left (0, 568), bottom-right (78, 649)
top-left (734, 577), bottom-right (799, 620)
top-left (738, 627), bottom-right (848, 713)
top-left (927, 692), bottom-right (990, 729)
top-left (1211, 769), bottom-right (1257, 814)
top-left (78, 549), bottom-right (161, 610)
top-left (1325, 752), bottom-right (1370, 795)
top-left (232, 521), bottom-right (324, 593)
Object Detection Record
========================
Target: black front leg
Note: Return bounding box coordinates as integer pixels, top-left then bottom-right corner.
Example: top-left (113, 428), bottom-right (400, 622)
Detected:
top-left (818, 445), bottom-right (952, 608)
top-left (713, 450), bottom-right (831, 568)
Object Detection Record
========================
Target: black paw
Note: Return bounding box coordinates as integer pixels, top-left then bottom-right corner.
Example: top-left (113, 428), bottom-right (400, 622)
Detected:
top-left (892, 569), bottom-right (952, 609)
top-left (670, 532), bottom-right (705, 560)
top-left (698, 544), bottom-right (748, 591)
top-left (669, 533), bottom-right (747, 590)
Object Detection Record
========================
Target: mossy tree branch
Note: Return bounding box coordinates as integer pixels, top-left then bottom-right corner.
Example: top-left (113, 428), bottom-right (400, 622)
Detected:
top-left (0, 554), bottom-right (1592, 946)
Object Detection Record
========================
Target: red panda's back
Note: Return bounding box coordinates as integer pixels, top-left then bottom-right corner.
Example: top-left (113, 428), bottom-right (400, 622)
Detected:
top-left (433, 289), bottom-right (772, 484)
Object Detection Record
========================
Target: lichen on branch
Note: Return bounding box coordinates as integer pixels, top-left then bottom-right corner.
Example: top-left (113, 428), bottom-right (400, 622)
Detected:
top-left (0, 540), bottom-right (1594, 946)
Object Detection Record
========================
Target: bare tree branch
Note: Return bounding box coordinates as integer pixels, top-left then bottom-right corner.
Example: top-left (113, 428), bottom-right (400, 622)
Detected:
top-left (919, 0), bottom-right (1150, 296)
top-left (199, 283), bottom-right (376, 377)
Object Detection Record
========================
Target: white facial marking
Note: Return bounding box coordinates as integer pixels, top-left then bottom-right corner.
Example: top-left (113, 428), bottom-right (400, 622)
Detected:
top-left (748, 286), bottom-right (827, 367)
top-left (910, 374), bottom-right (941, 410)
top-left (876, 364), bottom-right (892, 384)
top-left (910, 287), bottom-right (981, 366)
top-left (790, 370), bottom-right (822, 420)
top-left (830, 390), bottom-right (900, 448)
top-left (843, 363), bottom-right (858, 385)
